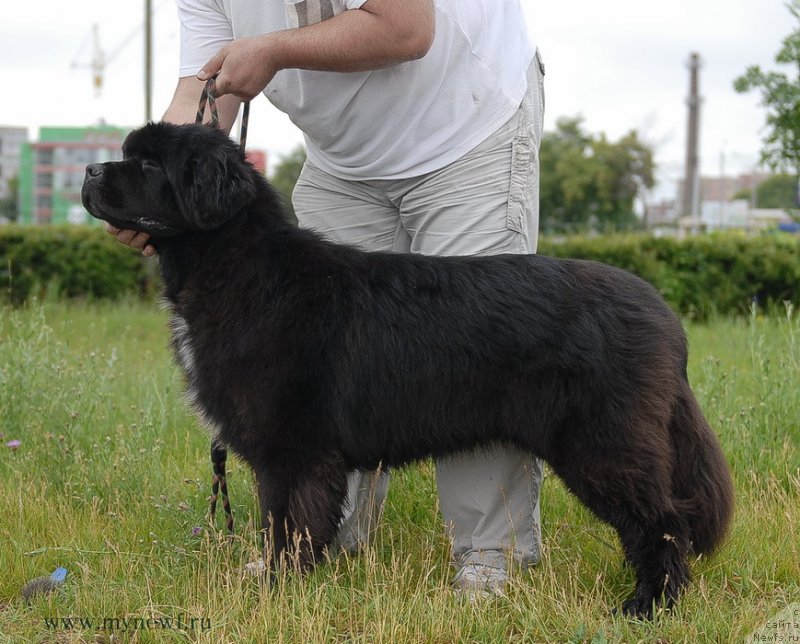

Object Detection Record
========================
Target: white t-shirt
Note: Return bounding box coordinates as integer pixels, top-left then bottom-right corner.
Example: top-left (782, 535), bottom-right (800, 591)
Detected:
top-left (178, 0), bottom-right (535, 180)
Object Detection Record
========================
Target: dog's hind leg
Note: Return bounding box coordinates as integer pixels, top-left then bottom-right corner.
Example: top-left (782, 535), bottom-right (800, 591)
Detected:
top-left (615, 514), bottom-right (692, 618)
top-left (607, 382), bottom-right (733, 617)
top-left (548, 446), bottom-right (691, 619)
top-left (255, 452), bottom-right (348, 572)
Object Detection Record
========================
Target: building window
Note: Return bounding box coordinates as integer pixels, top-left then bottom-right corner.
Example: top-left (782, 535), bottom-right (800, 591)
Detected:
top-left (36, 173), bottom-right (53, 188)
top-left (64, 148), bottom-right (96, 165)
top-left (63, 171), bottom-right (86, 190)
top-left (37, 149), bottom-right (54, 165)
top-left (96, 147), bottom-right (122, 163)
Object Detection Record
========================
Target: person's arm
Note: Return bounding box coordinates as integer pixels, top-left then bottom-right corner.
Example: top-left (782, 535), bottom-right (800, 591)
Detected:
top-left (198, 0), bottom-right (435, 100)
top-left (106, 77), bottom-right (242, 255)
top-left (163, 76), bottom-right (243, 131)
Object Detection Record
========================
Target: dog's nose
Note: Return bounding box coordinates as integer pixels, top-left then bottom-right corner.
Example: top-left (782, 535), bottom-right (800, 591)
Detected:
top-left (85, 163), bottom-right (103, 178)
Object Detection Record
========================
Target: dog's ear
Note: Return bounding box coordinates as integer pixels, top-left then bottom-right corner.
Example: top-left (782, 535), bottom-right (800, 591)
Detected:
top-left (175, 144), bottom-right (258, 230)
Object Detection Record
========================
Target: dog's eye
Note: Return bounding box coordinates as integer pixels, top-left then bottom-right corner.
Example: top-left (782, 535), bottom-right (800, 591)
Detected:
top-left (142, 159), bottom-right (159, 170)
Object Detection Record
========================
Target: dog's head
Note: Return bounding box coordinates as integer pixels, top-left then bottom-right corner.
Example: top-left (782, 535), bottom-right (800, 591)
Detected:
top-left (81, 122), bottom-right (257, 236)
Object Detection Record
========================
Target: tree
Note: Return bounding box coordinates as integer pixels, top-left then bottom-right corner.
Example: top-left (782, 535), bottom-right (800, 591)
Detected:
top-left (269, 145), bottom-right (307, 224)
top-left (539, 117), bottom-right (595, 231)
top-left (728, 175), bottom-right (796, 208)
top-left (590, 130), bottom-right (655, 229)
top-left (732, 187), bottom-right (752, 202)
top-left (734, 0), bottom-right (800, 212)
top-left (0, 175), bottom-right (19, 221)
top-left (756, 174), bottom-right (798, 208)
top-left (539, 117), bottom-right (655, 233)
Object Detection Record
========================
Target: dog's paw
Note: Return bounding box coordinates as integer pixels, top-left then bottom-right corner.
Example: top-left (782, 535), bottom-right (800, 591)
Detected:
top-left (613, 596), bottom-right (655, 621)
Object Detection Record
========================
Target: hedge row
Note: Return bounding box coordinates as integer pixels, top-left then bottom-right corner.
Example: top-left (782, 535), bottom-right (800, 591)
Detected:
top-left (539, 232), bottom-right (800, 319)
top-left (0, 225), bottom-right (150, 304)
top-left (1, 225), bottom-right (799, 319)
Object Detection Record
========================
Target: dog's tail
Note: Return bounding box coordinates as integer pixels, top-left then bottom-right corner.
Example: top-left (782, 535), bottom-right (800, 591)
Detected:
top-left (670, 381), bottom-right (734, 555)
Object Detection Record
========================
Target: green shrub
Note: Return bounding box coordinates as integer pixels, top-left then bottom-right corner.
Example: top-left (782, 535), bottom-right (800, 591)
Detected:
top-left (1, 226), bottom-right (798, 319)
top-left (0, 225), bottom-right (150, 304)
top-left (539, 232), bottom-right (800, 319)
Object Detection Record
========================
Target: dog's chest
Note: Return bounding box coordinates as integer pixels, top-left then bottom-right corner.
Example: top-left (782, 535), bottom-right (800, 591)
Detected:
top-left (168, 313), bottom-right (223, 440)
top-left (169, 314), bottom-right (196, 376)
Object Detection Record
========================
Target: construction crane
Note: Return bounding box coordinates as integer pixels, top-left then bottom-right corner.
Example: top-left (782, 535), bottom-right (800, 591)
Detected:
top-left (70, 1), bottom-right (156, 120)
top-left (71, 22), bottom-right (142, 98)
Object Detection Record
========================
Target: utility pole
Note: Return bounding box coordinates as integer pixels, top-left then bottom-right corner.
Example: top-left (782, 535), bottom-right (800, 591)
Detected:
top-left (719, 148), bottom-right (726, 230)
top-left (145, 0), bottom-right (153, 122)
top-left (682, 52), bottom-right (702, 233)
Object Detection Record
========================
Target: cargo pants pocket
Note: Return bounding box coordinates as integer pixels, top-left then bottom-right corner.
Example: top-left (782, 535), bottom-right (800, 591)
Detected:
top-left (506, 135), bottom-right (535, 235)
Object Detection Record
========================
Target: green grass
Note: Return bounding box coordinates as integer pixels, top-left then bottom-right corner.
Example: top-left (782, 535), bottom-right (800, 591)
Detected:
top-left (0, 300), bottom-right (798, 642)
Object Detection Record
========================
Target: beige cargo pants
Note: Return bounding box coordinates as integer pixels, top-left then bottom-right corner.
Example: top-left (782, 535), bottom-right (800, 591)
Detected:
top-left (292, 52), bottom-right (546, 574)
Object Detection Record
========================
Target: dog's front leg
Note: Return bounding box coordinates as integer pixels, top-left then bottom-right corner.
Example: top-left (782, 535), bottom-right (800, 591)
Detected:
top-left (255, 453), bottom-right (349, 573)
top-left (254, 465), bottom-right (291, 572)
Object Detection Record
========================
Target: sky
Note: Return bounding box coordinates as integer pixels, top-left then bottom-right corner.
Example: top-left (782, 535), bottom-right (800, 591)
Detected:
top-left (1, 0), bottom-right (794, 202)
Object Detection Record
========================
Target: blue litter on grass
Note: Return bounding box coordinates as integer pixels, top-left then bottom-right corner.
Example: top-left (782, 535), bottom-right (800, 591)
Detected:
top-left (20, 566), bottom-right (68, 601)
top-left (51, 567), bottom-right (68, 583)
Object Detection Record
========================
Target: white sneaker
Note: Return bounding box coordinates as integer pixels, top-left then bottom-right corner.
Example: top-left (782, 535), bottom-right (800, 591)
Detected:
top-left (452, 562), bottom-right (507, 599)
top-left (243, 558), bottom-right (266, 576)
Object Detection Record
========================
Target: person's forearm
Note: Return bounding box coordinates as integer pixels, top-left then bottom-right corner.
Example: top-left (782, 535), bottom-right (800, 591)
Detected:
top-left (163, 77), bottom-right (242, 133)
top-left (200, 0), bottom-right (435, 100)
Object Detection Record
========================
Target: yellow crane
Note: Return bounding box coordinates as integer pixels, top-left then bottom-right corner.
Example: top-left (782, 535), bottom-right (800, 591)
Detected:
top-left (70, 1), bottom-right (156, 120)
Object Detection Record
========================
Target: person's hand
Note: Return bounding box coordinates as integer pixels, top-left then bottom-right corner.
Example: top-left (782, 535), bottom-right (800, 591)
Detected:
top-left (105, 224), bottom-right (156, 257)
top-left (198, 36), bottom-right (279, 101)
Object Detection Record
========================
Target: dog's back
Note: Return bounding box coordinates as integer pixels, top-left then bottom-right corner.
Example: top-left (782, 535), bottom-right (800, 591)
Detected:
top-left (306, 250), bottom-right (682, 462)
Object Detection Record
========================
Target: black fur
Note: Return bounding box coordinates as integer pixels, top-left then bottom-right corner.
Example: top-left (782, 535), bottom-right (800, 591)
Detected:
top-left (82, 122), bottom-right (734, 618)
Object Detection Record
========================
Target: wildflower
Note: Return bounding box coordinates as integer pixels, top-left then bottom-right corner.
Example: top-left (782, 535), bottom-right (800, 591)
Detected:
top-left (6, 439), bottom-right (21, 450)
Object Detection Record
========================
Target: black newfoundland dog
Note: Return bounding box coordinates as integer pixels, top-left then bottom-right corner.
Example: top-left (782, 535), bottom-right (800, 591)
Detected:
top-left (82, 122), bottom-right (733, 618)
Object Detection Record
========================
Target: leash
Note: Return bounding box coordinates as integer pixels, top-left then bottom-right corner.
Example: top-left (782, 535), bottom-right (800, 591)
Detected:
top-left (196, 76), bottom-right (250, 535)
top-left (195, 76), bottom-right (251, 158)
top-left (210, 442), bottom-right (234, 534)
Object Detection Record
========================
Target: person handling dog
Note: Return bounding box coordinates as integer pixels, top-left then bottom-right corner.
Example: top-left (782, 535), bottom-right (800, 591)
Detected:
top-left (109, 0), bottom-right (545, 597)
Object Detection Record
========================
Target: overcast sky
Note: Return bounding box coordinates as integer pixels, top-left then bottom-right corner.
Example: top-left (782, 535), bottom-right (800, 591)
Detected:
top-left (1, 1), bottom-right (793, 201)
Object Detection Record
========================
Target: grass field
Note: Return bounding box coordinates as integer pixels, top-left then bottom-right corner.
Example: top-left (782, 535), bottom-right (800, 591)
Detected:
top-left (0, 300), bottom-right (798, 643)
